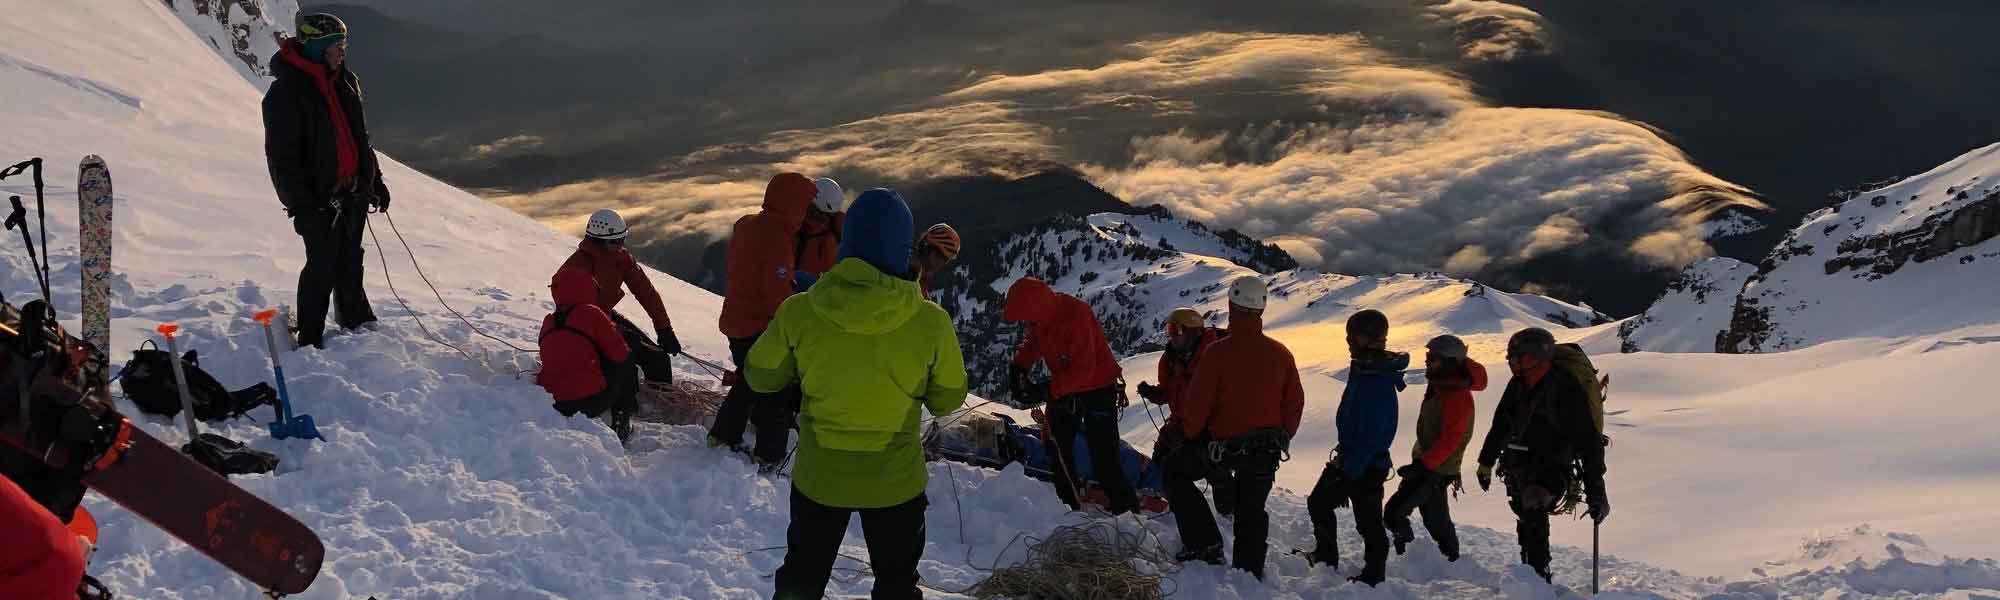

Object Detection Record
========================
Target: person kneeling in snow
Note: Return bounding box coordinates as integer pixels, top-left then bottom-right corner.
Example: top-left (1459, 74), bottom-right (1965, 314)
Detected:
top-left (744, 189), bottom-right (967, 600)
top-left (537, 267), bottom-right (640, 443)
top-left (560, 208), bottom-right (683, 384)
top-left (1162, 276), bottom-right (1303, 580)
top-left (1383, 334), bottom-right (1487, 562)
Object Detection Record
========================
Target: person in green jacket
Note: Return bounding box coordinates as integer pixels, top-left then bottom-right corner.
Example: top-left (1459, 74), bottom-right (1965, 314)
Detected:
top-left (746, 188), bottom-right (968, 600)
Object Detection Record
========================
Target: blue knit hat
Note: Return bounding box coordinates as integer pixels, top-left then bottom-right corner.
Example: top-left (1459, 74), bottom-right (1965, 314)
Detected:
top-left (837, 189), bottom-right (914, 279)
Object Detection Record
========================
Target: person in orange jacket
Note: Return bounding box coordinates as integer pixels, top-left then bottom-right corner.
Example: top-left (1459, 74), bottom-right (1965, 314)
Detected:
top-left (1136, 307), bottom-right (1235, 515)
top-left (710, 173), bottom-right (818, 468)
top-left (1383, 334), bottom-right (1486, 562)
top-left (559, 208), bottom-right (681, 384)
top-left (1003, 276), bottom-right (1138, 514)
top-left (791, 177), bottom-right (845, 287)
top-left (536, 267), bottom-right (639, 442)
top-left (1164, 276), bottom-right (1304, 579)
top-left (0, 475), bottom-right (86, 600)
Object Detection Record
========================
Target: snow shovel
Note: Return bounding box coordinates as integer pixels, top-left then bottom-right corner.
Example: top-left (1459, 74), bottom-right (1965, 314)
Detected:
top-left (253, 309), bottom-right (321, 441)
top-left (158, 324), bottom-right (280, 475)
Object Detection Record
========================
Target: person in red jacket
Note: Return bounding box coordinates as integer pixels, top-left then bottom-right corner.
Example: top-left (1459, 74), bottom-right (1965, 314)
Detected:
top-left (0, 475), bottom-right (86, 600)
top-left (537, 267), bottom-right (639, 442)
top-left (1166, 276), bottom-right (1304, 579)
top-left (1136, 307), bottom-right (1234, 514)
top-left (559, 208), bottom-right (681, 385)
top-left (710, 173), bottom-right (818, 468)
top-left (793, 177), bottom-right (845, 284)
top-left (1384, 335), bottom-right (1486, 562)
top-left (1003, 276), bottom-right (1137, 514)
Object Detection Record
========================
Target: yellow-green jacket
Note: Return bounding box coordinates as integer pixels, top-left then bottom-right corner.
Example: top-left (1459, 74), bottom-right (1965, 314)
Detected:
top-left (745, 258), bottom-right (968, 508)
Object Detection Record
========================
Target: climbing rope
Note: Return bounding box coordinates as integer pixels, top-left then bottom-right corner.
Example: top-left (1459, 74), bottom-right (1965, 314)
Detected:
top-left (366, 215), bottom-right (480, 364)
top-left (378, 211), bottom-right (535, 354)
top-left (965, 519), bottom-right (1180, 600)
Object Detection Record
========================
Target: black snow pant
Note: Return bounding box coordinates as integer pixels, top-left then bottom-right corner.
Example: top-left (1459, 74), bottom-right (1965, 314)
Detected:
top-left (1510, 495), bottom-right (1555, 582)
top-left (1164, 439), bottom-right (1281, 579)
top-left (1152, 430), bottom-right (1236, 516)
top-left (1306, 462), bottom-right (1388, 581)
top-left (292, 200), bottom-right (376, 348)
top-left (773, 487), bottom-right (927, 600)
top-left (608, 311), bottom-right (672, 384)
top-left (1384, 471), bottom-right (1460, 560)
top-left (1044, 386), bottom-right (1139, 514)
top-left (707, 333), bottom-right (795, 464)
top-left (551, 359), bottom-right (639, 419)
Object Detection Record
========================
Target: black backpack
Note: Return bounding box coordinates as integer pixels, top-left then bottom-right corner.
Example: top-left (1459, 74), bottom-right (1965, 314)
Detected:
top-left (116, 342), bottom-right (275, 421)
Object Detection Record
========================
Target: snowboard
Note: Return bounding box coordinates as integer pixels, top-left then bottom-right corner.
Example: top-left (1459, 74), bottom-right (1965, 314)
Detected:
top-left (77, 155), bottom-right (112, 400)
top-left (0, 301), bottom-right (324, 595)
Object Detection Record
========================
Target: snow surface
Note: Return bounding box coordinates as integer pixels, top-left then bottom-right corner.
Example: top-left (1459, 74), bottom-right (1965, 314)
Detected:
top-left (1598, 257), bottom-right (1755, 354)
top-left (0, 2), bottom-right (1995, 598)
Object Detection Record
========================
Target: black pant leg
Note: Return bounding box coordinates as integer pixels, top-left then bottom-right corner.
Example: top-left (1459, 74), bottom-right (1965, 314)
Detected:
top-left (1229, 450), bottom-right (1279, 579)
top-left (1209, 464), bottom-right (1236, 516)
top-left (858, 493), bottom-right (928, 600)
top-left (610, 311), bottom-right (673, 383)
top-left (707, 335), bottom-right (761, 446)
top-left (332, 207), bottom-right (375, 328)
top-left (752, 382), bottom-right (795, 465)
top-left (1510, 496), bottom-right (1553, 580)
top-left (1163, 442), bottom-right (1221, 551)
top-left (1382, 474), bottom-right (1430, 543)
top-left (1305, 463), bottom-right (1350, 558)
top-left (775, 487), bottom-right (854, 600)
top-left (1418, 482), bottom-right (1459, 560)
top-left (1045, 399), bottom-right (1083, 509)
top-left (1351, 469), bottom-right (1389, 582)
top-left (1080, 390), bottom-right (1138, 513)
top-left (293, 212), bottom-right (337, 346)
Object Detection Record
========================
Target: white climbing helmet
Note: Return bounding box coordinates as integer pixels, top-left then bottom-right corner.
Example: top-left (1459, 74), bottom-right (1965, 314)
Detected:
top-left (1228, 275), bottom-right (1268, 311)
top-left (585, 208), bottom-right (628, 240)
top-left (812, 177), bottom-right (845, 213)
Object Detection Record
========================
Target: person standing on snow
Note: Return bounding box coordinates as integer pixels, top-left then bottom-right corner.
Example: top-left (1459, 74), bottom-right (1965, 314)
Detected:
top-left (709, 173), bottom-right (819, 469)
top-left (911, 223), bottom-right (960, 297)
top-left (789, 177), bottom-right (845, 291)
top-left (0, 475), bottom-right (86, 600)
top-left (1137, 307), bottom-right (1235, 516)
top-left (745, 189), bottom-right (967, 600)
top-left (1383, 334), bottom-right (1486, 562)
top-left (1304, 309), bottom-right (1406, 586)
top-left (1474, 327), bottom-right (1609, 583)
top-left (262, 13), bottom-right (384, 349)
top-left (535, 267), bottom-right (640, 443)
top-left (1003, 276), bottom-right (1140, 515)
top-left (1161, 278), bottom-right (1303, 579)
top-left (557, 208), bottom-right (683, 384)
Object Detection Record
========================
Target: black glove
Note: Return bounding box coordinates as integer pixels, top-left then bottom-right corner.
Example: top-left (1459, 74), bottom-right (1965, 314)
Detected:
top-left (1585, 478), bottom-right (1611, 523)
top-left (1396, 463), bottom-right (1431, 483)
top-left (1136, 381), bottom-right (1163, 403)
top-left (1476, 463), bottom-right (1494, 491)
top-left (657, 326), bottom-right (682, 355)
top-left (371, 179), bottom-right (391, 212)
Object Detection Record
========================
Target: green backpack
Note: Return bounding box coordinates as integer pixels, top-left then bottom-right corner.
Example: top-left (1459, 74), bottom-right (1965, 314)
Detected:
top-left (1550, 343), bottom-right (1608, 436)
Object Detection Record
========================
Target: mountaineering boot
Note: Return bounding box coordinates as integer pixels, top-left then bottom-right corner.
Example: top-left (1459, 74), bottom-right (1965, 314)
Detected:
top-left (607, 410), bottom-right (633, 445)
top-left (1392, 528), bottom-right (1412, 555)
top-left (1348, 573), bottom-right (1384, 587)
top-left (1175, 542), bottom-right (1224, 565)
top-left (1299, 547), bottom-right (1338, 570)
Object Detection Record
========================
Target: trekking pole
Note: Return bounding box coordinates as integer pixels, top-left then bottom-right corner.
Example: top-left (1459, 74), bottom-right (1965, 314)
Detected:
top-left (156, 324), bottom-right (199, 441)
top-left (253, 309), bottom-right (322, 441)
top-left (1592, 519), bottom-right (1601, 595)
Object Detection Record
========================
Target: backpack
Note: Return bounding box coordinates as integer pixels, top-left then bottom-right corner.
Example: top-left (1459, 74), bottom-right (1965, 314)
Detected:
top-left (116, 343), bottom-right (276, 421)
top-left (1549, 343), bottom-right (1608, 437)
top-left (539, 306), bottom-right (614, 379)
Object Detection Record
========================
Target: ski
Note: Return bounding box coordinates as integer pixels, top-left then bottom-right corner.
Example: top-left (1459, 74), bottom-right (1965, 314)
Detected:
top-left (0, 300), bottom-right (324, 595)
top-left (78, 155), bottom-right (112, 401)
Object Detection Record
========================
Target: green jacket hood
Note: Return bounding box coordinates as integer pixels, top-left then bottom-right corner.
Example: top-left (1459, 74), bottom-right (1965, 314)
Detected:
top-left (808, 258), bottom-right (923, 335)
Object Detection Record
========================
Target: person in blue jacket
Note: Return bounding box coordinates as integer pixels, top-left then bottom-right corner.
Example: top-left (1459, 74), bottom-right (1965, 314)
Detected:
top-left (1303, 309), bottom-right (1406, 586)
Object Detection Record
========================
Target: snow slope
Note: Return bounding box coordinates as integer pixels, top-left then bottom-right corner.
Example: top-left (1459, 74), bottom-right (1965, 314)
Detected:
top-left (2, 2), bottom-right (1995, 598)
top-left (1598, 257), bottom-right (1755, 353)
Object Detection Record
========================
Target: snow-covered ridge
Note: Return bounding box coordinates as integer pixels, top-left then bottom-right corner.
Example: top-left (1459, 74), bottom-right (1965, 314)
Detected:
top-left (165, 0), bottom-right (298, 85)
top-left (1608, 256), bottom-right (1754, 353)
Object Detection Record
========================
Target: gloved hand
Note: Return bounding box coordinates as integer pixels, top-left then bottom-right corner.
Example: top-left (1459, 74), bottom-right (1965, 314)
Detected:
top-left (657, 326), bottom-right (682, 355)
top-left (1585, 478), bottom-right (1611, 523)
top-left (1396, 463), bottom-right (1432, 483)
top-left (369, 180), bottom-right (391, 213)
top-left (1136, 381), bottom-right (1163, 403)
top-left (1476, 463), bottom-right (1494, 491)
top-left (1008, 363), bottom-right (1031, 406)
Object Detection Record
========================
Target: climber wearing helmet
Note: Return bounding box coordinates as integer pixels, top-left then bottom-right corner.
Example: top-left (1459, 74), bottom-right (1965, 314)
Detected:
top-left (556, 208), bottom-right (683, 387)
top-left (912, 223), bottom-right (960, 297)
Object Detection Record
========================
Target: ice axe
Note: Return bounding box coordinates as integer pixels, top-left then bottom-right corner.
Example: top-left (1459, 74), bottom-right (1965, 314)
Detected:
top-left (253, 309), bottom-right (321, 441)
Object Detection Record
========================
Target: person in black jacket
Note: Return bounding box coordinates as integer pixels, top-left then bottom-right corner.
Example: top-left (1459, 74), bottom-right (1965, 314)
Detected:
top-left (262, 13), bottom-right (387, 349)
top-left (1474, 328), bottom-right (1609, 583)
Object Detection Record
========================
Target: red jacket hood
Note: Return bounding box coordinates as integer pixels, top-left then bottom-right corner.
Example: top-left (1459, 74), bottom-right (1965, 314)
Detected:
top-left (551, 267), bottom-right (598, 308)
top-left (1436, 358), bottom-right (1490, 391)
top-left (1003, 277), bottom-right (1057, 323)
top-left (763, 173), bottom-right (817, 235)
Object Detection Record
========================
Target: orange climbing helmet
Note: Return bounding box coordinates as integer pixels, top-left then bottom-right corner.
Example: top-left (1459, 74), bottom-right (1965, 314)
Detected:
top-left (919, 223), bottom-right (961, 260)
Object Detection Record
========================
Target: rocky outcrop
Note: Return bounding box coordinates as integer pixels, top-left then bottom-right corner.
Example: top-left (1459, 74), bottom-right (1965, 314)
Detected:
top-left (164, 0), bottom-right (298, 85)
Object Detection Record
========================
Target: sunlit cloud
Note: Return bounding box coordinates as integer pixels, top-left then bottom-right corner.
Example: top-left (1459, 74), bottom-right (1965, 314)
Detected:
top-left (1425, 0), bottom-right (1552, 62)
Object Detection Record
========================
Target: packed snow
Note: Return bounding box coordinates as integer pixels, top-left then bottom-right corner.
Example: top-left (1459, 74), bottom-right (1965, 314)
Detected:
top-left (0, 1), bottom-right (1995, 598)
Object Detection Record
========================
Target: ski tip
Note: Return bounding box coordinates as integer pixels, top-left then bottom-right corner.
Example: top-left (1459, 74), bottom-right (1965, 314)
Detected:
top-left (80, 155), bottom-right (104, 165)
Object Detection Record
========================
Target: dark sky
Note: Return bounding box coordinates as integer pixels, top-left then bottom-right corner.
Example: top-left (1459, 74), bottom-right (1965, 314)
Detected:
top-left (318, 0), bottom-right (2000, 314)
